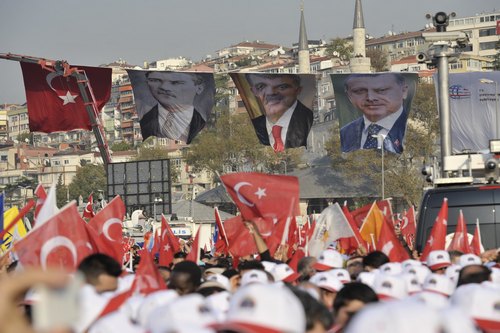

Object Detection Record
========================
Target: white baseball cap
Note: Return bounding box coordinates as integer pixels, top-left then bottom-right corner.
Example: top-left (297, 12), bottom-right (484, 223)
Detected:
top-left (328, 268), bottom-right (351, 283)
top-left (146, 294), bottom-right (216, 333)
top-left (402, 273), bottom-right (422, 295)
top-left (313, 249), bottom-right (344, 271)
top-left (450, 283), bottom-right (500, 332)
top-left (310, 272), bottom-right (344, 293)
top-left (379, 262), bottom-right (403, 276)
top-left (240, 270), bottom-right (269, 287)
top-left (426, 250), bottom-right (451, 271)
top-left (356, 271), bottom-right (378, 288)
top-left (372, 274), bottom-right (408, 301)
top-left (422, 273), bottom-right (455, 297)
top-left (409, 290), bottom-right (449, 309)
top-left (401, 259), bottom-right (423, 270)
top-left (88, 311), bottom-right (146, 333)
top-left (458, 254), bottom-right (482, 267)
top-left (445, 264), bottom-right (462, 285)
top-left (205, 291), bottom-right (231, 323)
top-left (403, 264), bottom-right (431, 286)
top-left (136, 290), bottom-right (178, 327)
top-left (200, 274), bottom-right (231, 291)
top-left (213, 283), bottom-right (306, 333)
top-left (271, 263), bottom-right (301, 283)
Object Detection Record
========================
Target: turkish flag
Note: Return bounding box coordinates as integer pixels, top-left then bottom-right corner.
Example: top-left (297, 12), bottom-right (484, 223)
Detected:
top-left (377, 199), bottom-right (394, 224)
top-left (341, 204), bottom-right (366, 248)
top-left (158, 215), bottom-right (181, 267)
top-left (20, 62), bottom-right (111, 133)
top-left (400, 206), bottom-right (416, 244)
top-left (420, 198), bottom-right (448, 262)
top-left (131, 249), bottom-right (166, 295)
top-left (288, 248), bottom-right (305, 272)
top-left (447, 210), bottom-right (472, 254)
top-left (221, 172), bottom-right (300, 226)
top-left (350, 203), bottom-right (372, 227)
top-left (34, 183), bottom-right (47, 224)
top-left (186, 227), bottom-right (201, 263)
top-left (87, 196), bottom-right (125, 263)
top-left (377, 218), bottom-right (410, 262)
top-left (470, 219), bottom-right (483, 256)
top-left (214, 207), bottom-right (229, 255)
top-left (224, 216), bottom-right (258, 258)
top-left (83, 194), bottom-right (95, 219)
top-left (14, 202), bottom-right (95, 271)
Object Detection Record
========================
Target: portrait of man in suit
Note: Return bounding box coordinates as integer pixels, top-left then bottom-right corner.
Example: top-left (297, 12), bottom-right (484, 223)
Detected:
top-left (339, 73), bottom-right (413, 154)
top-left (139, 71), bottom-right (209, 144)
top-left (245, 73), bottom-right (314, 152)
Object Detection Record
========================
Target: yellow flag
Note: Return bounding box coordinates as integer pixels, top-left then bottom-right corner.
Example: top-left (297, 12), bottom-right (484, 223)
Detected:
top-left (1, 206), bottom-right (27, 251)
top-left (359, 202), bottom-right (384, 246)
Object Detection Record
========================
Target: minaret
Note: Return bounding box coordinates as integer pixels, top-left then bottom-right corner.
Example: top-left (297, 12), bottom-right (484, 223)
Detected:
top-left (298, 1), bottom-right (310, 73)
top-left (349, 0), bottom-right (371, 73)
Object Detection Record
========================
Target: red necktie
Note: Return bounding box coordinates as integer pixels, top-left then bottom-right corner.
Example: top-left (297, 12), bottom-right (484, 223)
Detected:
top-left (272, 125), bottom-right (284, 152)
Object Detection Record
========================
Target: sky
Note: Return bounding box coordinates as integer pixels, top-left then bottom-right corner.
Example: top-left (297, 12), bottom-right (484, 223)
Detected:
top-left (0, 0), bottom-right (497, 103)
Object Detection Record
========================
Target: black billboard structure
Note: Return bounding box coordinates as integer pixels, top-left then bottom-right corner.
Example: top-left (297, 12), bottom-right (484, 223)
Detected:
top-left (107, 159), bottom-right (171, 218)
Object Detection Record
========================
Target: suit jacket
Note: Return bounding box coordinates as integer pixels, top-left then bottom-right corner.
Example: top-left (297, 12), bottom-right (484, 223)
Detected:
top-left (252, 100), bottom-right (313, 149)
top-left (140, 105), bottom-right (206, 144)
top-left (340, 110), bottom-right (407, 154)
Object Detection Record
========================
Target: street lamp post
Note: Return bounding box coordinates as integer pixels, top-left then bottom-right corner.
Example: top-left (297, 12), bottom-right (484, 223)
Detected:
top-left (373, 134), bottom-right (387, 200)
top-left (153, 197), bottom-right (163, 222)
top-left (479, 78), bottom-right (499, 139)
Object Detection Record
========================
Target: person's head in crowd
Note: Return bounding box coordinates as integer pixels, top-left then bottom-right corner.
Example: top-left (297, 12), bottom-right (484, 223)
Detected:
top-left (197, 274), bottom-right (230, 297)
top-left (215, 257), bottom-right (232, 270)
top-left (458, 253), bottom-right (482, 267)
top-left (426, 250), bottom-right (452, 275)
top-left (313, 249), bottom-right (344, 272)
top-left (332, 282), bottom-right (378, 333)
top-left (271, 263), bottom-right (301, 285)
top-left (448, 250), bottom-right (464, 265)
top-left (246, 73), bottom-right (303, 123)
top-left (240, 269), bottom-right (271, 287)
top-left (172, 251), bottom-right (187, 267)
top-left (422, 273), bottom-right (455, 297)
top-left (77, 253), bottom-right (122, 293)
top-left (309, 272), bottom-right (344, 310)
top-left (346, 256), bottom-right (364, 280)
top-left (362, 251), bottom-right (389, 271)
top-left (289, 286), bottom-right (334, 333)
top-left (237, 260), bottom-right (265, 275)
top-left (168, 260), bottom-right (202, 295)
top-left (297, 256), bottom-right (317, 281)
top-left (146, 71), bottom-right (205, 113)
top-left (203, 267), bottom-right (226, 280)
top-left (344, 73), bottom-right (408, 123)
top-left (222, 269), bottom-right (241, 292)
top-left (456, 264), bottom-right (492, 287)
top-left (214, 283), bottom-right (306, 333)
top-left (157, 266), bottom-right (171, 284)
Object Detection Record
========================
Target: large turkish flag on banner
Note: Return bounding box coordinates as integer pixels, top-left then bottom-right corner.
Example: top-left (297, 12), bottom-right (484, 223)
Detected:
top-left (88, 196), bottom-right (126, 263)
top-left (20, 62), bottom-right (111, 133)
top-left (14, 202), bottom-right (95, 271)
top-left (221, 172), bottom-right (300, 224)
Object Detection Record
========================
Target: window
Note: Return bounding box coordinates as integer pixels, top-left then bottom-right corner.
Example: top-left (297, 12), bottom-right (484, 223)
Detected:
top-left (480, 41), bottom-right (497, 51)
top-left (64, 160), bottom-right (70, 165)
top-left (479, 28), bottom-right (497, 37)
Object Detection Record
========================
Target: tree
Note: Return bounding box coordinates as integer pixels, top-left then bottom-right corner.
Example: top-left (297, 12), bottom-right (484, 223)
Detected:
top-left (325, 82), bottom-right (439, 206)
top-left (56, 174), bottom-right (69, 208)
top-left (186, 112), bottom-right (302, 178)
top-left (67, 164), bottom-right (107, 203)
top-left (111, 141), bottom-right (132, 152)
top-left (366, 48), bottom-right (389, 72)
top-left (324, 38), bottom-right (353, 61)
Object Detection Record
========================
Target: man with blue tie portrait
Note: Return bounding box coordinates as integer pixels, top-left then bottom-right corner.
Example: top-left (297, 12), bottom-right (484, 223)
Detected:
top-left (340, 73), bottom-right (410, 154)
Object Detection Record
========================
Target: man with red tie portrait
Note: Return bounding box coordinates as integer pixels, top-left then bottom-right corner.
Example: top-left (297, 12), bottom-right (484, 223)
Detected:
top-left (245, 73), bottom-right (313, 152)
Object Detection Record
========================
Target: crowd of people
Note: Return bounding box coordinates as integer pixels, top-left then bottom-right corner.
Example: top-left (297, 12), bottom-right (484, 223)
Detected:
top-left (0, 221), bottom-right (499, 333)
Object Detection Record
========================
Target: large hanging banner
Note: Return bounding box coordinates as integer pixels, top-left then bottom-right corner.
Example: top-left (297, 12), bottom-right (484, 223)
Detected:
top-left (331, 72), bottom-right (418, 154)
top-left (127, 70), bottom-right (215, 144)
top-left (230, 73), bottom-right (316, 152)
top-left (448, 72), bottom-right (500, 153)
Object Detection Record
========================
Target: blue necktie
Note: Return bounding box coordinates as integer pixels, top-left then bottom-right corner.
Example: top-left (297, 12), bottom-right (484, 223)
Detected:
top-left (363, 124), bottom-right (383, 149)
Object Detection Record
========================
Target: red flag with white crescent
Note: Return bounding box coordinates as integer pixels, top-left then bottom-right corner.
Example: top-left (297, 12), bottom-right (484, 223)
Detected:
top-left (83, 193), bottom-right (95, 219)
top-left (376, 218), bottom-right (410, 262)
top-left (88, 196), bottom-right (125, 263)
top-left (470, 219), bottom-right (483, 256)
top-left (447, 210), bottom-right (472, 254)
top-left (420, 198), bottom-right (448, 262)
top-left (186, 227), bottom-right (201, 263)
top-left (14, 202), bottom-right (95, 271)
top-left (131, 249), bottom-right (167, 295)
top-left (221, 172), bottom-right (299, 225)
top-left (20, 62), bottom-right (111, 133)
top-left (34, 183), bottom-right (47, 224)
top-left (158, 215), bottom-right (181, 267)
